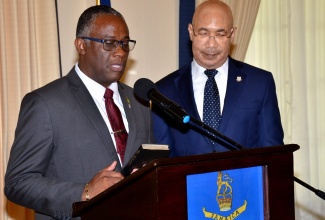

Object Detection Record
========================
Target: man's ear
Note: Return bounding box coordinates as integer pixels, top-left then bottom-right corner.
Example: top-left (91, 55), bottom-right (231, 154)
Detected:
top-left (230, 27), bottom-right (236, 44)
top-left (188, 23), bottom-right (194, 41)
top-left (75, 38), bottom-right (86, 55)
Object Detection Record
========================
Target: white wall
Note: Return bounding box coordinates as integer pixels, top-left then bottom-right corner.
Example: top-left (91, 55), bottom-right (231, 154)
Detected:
top-left (57, 0), bottom-right (179, 87)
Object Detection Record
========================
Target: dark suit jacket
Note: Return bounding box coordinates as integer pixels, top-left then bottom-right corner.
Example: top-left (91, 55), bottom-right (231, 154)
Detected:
top-left (4, 68), bottom-right (154, 220)
top-left (152, 57), bottom-right (284, 157)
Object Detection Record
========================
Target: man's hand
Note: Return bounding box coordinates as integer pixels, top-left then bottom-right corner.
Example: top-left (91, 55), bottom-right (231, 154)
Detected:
top-left (82, 161), bottom-right (124, 201)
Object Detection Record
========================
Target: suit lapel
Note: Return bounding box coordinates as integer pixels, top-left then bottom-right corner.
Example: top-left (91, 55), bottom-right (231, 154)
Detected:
top-left (66, 70), bottom-right (121, 168)
top-left (174, 65), bottom-right (201, 120)
top-left (173, 65), bottom-right (214, 146)
top-left (117, 83), bottom-right (137, 163)
top-left (219, 58), bottom-right (246, 133)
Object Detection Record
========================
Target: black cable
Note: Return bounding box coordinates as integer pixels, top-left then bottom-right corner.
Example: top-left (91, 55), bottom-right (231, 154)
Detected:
top-left (54, 0), bottom-right (63, 78)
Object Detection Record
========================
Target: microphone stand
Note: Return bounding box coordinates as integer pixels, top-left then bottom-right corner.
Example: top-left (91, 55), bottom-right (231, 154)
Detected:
top-left (187, 115), bottom-right (325, 201)
top-left (293, 176), bottom-right (325, 200)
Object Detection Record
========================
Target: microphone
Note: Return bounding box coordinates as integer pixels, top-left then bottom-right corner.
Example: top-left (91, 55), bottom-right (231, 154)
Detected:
top-left (134, 78), bottom-right (190, 124)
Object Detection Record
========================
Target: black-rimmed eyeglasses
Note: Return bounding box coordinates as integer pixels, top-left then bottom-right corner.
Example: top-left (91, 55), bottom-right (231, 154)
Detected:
top-left (80, 37), bottom-right (136, 52)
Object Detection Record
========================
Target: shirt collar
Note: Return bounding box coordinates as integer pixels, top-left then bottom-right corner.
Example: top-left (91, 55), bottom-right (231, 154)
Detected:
top-left (74, 63), bottom-right (119, 102)
top-left (192, 58), bottom-right (229, 79)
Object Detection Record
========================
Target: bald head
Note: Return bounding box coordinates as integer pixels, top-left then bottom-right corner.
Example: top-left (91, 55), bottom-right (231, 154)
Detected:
top-left (188, 0), bottom-right (235, 69)
top-left (192, 0), bottom-right (233, 28)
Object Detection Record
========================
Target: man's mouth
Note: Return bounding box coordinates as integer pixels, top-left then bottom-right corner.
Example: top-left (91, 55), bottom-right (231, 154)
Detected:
top-left (111, 64), bottom-right (124, 72)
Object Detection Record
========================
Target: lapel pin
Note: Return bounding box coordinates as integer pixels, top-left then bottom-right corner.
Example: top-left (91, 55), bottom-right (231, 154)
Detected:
top-left (236, 76), bottom-right (242, 82)
top-left (125, 97), bottom-right (131, 108)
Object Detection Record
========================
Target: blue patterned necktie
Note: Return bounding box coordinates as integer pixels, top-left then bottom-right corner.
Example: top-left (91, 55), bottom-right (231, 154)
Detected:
top-left (203, 69), bottom-right (221, 144)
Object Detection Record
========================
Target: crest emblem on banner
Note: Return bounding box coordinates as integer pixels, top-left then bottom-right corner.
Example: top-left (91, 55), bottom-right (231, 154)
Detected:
top-left (187, 166), bottom-right (264, 220)
top-left (202, 171), bottom-right (247, 219)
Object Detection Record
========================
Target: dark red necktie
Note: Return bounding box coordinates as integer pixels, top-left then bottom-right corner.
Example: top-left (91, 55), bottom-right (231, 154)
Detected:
top-left (104, 88), bottom-right (128, 163)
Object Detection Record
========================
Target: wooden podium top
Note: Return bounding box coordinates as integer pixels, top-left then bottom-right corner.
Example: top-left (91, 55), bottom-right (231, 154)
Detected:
top-left (73, 144), bottom-right (299, 219)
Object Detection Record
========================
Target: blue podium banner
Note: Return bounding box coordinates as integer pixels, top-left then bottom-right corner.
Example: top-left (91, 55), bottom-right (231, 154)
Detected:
top-left (187, 166), bottom-right (264, 219)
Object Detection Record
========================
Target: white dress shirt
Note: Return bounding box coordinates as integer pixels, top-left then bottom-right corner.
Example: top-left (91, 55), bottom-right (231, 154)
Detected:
top-left (191, 58), bottom-right (229, 120)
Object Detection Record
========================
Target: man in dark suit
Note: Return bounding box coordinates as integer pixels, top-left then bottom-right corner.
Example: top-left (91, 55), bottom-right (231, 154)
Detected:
top-left (4, 5), bottom-right (153, 220)
top-left (152, 0), bottom-right (283, 157)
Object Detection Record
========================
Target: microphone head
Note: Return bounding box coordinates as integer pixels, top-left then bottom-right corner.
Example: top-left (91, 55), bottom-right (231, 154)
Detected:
top-left (134, 78), bottom-right (157, 102)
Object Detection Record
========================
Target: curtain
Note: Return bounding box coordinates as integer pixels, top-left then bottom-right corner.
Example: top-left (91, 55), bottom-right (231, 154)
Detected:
top-left (0, 0), bottom-right (60, 219)
top-left (245, 0), bottom-right (325, 219)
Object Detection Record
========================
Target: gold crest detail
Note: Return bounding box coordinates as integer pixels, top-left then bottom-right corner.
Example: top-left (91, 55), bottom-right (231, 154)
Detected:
top-left (216, 171), bottom-right (233, 211)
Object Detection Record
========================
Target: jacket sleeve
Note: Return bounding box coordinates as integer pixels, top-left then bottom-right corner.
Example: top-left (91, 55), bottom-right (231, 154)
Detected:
top-left (258, 73), bottom-right (284, 147)
top-left (4, 92), bottom-right (84, 220)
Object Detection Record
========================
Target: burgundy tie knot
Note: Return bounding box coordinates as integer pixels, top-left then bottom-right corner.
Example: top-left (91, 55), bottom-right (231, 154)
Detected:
top-left (104, 88), bottom-right (114, 99)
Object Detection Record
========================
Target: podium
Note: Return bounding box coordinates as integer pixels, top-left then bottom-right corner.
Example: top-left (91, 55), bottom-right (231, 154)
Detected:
top-left (72, 144), bottom-right (299, 219)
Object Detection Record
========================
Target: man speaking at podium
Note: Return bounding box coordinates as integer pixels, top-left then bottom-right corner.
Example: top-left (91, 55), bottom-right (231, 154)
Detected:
top-left (152, 0), bottom-right (284, 156)
top-left (5, 5), bottom-right (153, 220)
